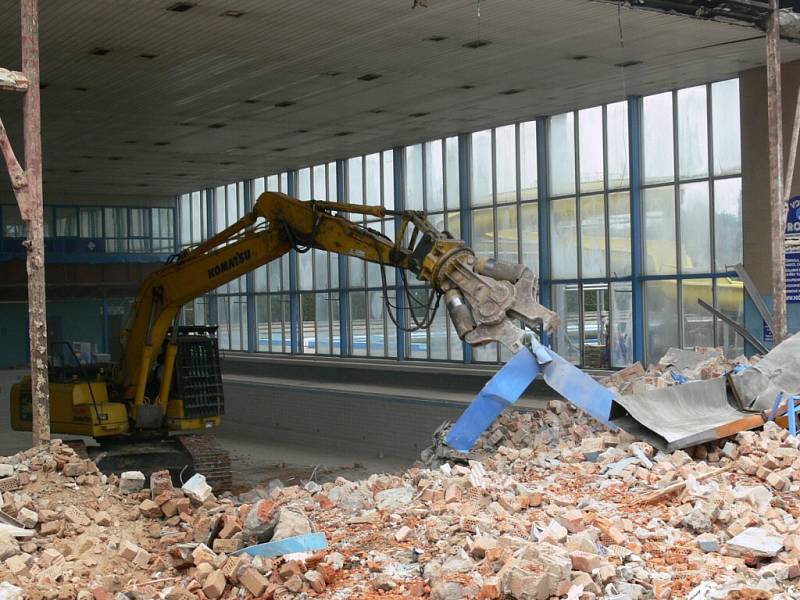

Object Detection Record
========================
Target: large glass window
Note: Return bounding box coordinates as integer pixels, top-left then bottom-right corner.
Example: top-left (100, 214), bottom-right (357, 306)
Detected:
top-left (640, 79), bottom-right (743, 361)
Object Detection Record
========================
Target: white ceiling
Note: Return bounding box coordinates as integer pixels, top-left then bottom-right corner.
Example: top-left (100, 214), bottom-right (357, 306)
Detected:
top-left (0, 0), bottom-right (798, 201)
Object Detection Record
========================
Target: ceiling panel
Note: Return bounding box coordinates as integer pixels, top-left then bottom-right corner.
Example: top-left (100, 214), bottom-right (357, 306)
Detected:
top-left (0, 0), bottom-right (797, 201)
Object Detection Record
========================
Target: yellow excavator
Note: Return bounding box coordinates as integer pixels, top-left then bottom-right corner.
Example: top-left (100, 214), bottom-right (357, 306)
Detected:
top-left (10, 192), bottom-right (559, 488)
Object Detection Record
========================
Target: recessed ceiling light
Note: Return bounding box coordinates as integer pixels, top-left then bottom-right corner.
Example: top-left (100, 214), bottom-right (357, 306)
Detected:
top-left (409, 112), bottom-right (429, 118)
top-left (462, 39), bottom-right (491, 49)
top-left (233, 145), bottom-right (248, 150)
top-left (615, 60), bottom-right (643, 68)
top-left (178, 122), bottom-right (192, 126)
top-left (138, 53), bottom-right (158, 60)
top-left (69, 169), bottom-right (84, 174)
top-left (81, 155), bottom-right (93, 159)
top-left (176, 173), bottom-right (188, 177)
top-left (369, 109), bottom-right (386, 114)
top-left (426, 35), bottom-right (447, 42)
top-left (334, 131), bottom-right (353, 137)
top-left (295, 129), bottom-right (310, 133)
top-left (124, 140), bottom-right (138, 145)
top-left (499, 89), bottom-right (523, 95)
top-left (137, 183), bottom-right (149, 187)
top-left (221, 9), bottom-right (245, 17)
top-left (89, 47), bottom-right (111, 56)
top-left (272, 147), bottom-right (288, 152)
top-left (219, 161), bottom-right (234, 165)
top-left (184, 159), bottom-right (196, 163)
top-left (274, 101), bottom-right (295, 108)
top-left (357, 73), bottom-right (382, 81)
top-left (322, 71), bottom-right (342, 77)
top-left (208, 123), bottom-right (226, 129)
top-left (459, 84), bottom-right (476, 90)
top-left (154, 141), bottom-right (171, 146)
top-left (243, 99), bottom-right (258, 104)
top-left (570, 55), bottom-right (589, 61)
top-left (167, 2), bottom-right (195, 12)
top-left (74, 87), bottom-right (89, 92)
top-left (108, 156), bottom-right (123, 161)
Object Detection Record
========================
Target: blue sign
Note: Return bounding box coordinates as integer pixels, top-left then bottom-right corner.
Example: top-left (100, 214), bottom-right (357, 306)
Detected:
top-left (787, 198), bottom-right (800, 304)
top-left (764, 320), bottom-right (773, 344)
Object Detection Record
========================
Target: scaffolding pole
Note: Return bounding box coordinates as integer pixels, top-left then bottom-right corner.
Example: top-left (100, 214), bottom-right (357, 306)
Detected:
top-left (767, 0), bottom-right (788, 345)
top-left (0, 0), bottom-right (50, 445)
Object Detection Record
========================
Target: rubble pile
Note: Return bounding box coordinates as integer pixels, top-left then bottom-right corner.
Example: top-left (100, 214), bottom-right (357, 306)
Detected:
top-left (1, 404), bottom-right (800, 599)
top-left (601, 347), bottom-right (756, 396)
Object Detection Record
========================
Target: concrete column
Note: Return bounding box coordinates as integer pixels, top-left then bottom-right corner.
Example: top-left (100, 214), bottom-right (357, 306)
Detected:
top-left (740, 60), bottom-right (800, 345)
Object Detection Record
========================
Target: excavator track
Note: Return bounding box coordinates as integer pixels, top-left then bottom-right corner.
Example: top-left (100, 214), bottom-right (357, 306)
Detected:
top-left (177, 433), bottom-right (232, 492)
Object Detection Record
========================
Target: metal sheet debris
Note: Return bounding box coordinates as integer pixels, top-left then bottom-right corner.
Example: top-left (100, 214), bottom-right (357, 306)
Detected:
top-left (233, 532), bottom-right (328, 558)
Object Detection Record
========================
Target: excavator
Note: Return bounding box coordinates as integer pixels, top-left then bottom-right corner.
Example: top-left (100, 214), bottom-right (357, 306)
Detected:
top-left (10, 191), bottom-right (560, 488)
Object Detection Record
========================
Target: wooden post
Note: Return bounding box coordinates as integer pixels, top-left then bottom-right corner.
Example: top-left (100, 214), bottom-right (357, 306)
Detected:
top-left (767, 0), bottom-right (788, 345)
top-left (0, 0), bottom-right (50, 445)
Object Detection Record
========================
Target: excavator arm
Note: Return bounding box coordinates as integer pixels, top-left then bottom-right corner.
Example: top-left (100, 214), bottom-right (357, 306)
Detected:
top-left (118, 192), bottom-right (560, 417)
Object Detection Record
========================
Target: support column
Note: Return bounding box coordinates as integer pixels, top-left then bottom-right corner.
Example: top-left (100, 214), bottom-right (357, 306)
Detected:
top-left (287, 170), bottom-right (301, 354)
top-left (336, 160), bottom-right (351, 357)
top-left (0, 0), bottom-right (50, 444)
top-left (535, 118), bottom-right (551, 347)
top-left (206, 188), bottom-right (218, 326)
top-left (393, 147), bottom-right (407, 360)
top-left (767, 0), bottom-right (788, 344)
top-left (244, 179), bottom-right (257, 352)
top-left (628, 96), bottom-right (646, 364)
top-left (458, 133), bottom-right (473, 363)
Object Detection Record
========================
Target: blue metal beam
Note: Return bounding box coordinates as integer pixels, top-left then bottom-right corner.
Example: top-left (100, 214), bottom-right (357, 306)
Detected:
top-left (458, 133), bottom-right (473, 364)
top-left (206, 188), bottom-right (218, 327)
top-left (536, 117), bottom-right (552, 346)
top-left (336, 160), bottom-right (351, 357)
top-left (393, 147), bottom-right (407, 360)
top-left (628, 96), bottom-right (645, 364)
top-left (244, 180), bottom-right (258, 353)
top-left (287, 171), bottom-right (301, 354)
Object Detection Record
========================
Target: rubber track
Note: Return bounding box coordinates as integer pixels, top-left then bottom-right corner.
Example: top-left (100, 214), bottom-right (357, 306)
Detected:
top-left (177, 434), bottom-right (232, 492)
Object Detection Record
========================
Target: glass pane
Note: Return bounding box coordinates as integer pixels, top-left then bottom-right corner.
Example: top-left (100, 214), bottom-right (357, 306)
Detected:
top-left (677, 85), bottom-right (709, 180)
top-left (215, 186), bottom-right (226, 232)
top-left (552, 284), bottom-right (581, 365)
top-left (255, 295), bottom-right (270, 351)
top-left (55, 207), bottom-right (78, 237)
top-left (254, 177), bottom-right (265, 199)
top-left (382, 153), bottom-right (394, 210)
top-left (429, 303), bottom-right (448, 360)
top-left (548, 112), bottom-right (576, 197)
top-left (422, 141), bottom-right (442, 212)
top-left (550, 197), bottom-right (578, 279)
top-left (679, 181), bottom-right (711, 273)
top-left (348, 157), bottom-right (363, 204)
top-left (368, 290), bottom-right (386, 357)
top-left (350, 291), bottom-right (367, 356)
top-left (682, 279), bottom-right (714, 348)
top-left (607, 101), bottom-right (629, 190)
top-left (2, 205), bottom-right (24, 237)
top-left (313, 249), bottom-right (328, 290)
top-left (299, 293), bottom-right (314, 354)
top-left (471, 207), bottom-right (494, 259)
top-left (644, 279), bottom-right (679, 363)
top-left (226, 185), bottom-right (237, 228)
top-left (582, 285), bottom-right (609, 367)
top-left (580, 194), bottom-right (606, 278)
top-left (712, 79), bottom-right (741, 176)
top-left (179, 194), bottom-right (190, 244)
top-left (610, 281), bottom-right (633, 367)
top-left (642, 92), bottom-right (674, 185)
top-left (79, 207), bottom-right (103, 237)
top-left (520, 121), bottom-right (538, 200)
top-left (496, 204), bottom-right (518, 264)
top-left (495, 125), bottom-right (517, 202)
top-left (716, 278), bottom-right (744, 357)
top-left (406, 288), bottom-right (429, 359)
top-left (714, 177), bottom-right (742, 271)
top-left (471, 129), bottom-right (492, 206)
top-left (298, 168), bottom-right (311, 200)
top-left (280, 173), bottom-right (288, 193)
top-left (579, 107), bottom-right (604, 193)
top-left (267, 175), bottom-right (280, 192)
top-left (192, 191), bottom-right (204, 243)
top-left (520, 203), bottom-right (539, 276)
top-left (104, 207), bottom-right (127, 239)
top-left (365, 153), bottom-right (381, 204)
top-left (315, 293), bottom-right (332, 354)
top-left (445, 136), bottom-right (460, 210)
top-left (268, 259), bottom-right (282, 292)
top-left (313, 165), bottom-right (326, 199)
top-left (403, 144), bottom-right (423, 210)
top-left (157, 208), bottom-right (174, 239)
top-left (217, 296), bottom-right (230, 350)
top-left (298, 250), bottom-right (313, 290)
top-left (608, 192), bottom-right (631, 277)
top-left (349, 255), bottom-right (365, 287)
top-left (473, 343), bottom-right (498, 363)
top-left (130, 208), bottom-right (150, 237)
top-left (255, 266), bottom-right (267, 293)
top-left (643, 186), bottom-right (676, 275)
top-left (328, 162), bottom-right (339, 202)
